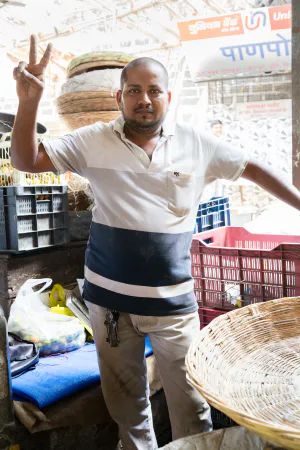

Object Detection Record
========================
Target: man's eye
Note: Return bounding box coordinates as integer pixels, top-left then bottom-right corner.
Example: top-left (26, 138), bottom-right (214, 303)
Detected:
top-left (151, 90), bottom-right (160, 94)
top-left (129, 89), bottom-right (139, 93)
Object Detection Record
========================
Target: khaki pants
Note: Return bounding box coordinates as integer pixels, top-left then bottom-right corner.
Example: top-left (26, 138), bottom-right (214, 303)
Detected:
top-left (87, 302), bottom-right (212, 450)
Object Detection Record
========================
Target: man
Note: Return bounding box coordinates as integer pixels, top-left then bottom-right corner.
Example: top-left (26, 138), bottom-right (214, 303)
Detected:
top-left (12, 35), bottom-right (300, 450)
top-left (210, 119), bottom-right (223, 138)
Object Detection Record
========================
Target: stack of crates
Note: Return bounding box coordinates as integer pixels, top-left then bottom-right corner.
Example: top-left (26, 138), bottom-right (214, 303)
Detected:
top-left (192, 226), bottom-right (300, 329)
top-left (0, 185), bottom-right (69, 252)
top-left (194, 196), bottom-right (230, 234)
top-left (0, 132), bottom-right (69, 252)
top-left (193, 196), bottom-right (231, 329)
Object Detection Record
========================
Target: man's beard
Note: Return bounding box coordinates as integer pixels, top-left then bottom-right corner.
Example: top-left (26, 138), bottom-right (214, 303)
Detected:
top-left (123, 115), bottom-right (164, 133)
top-left (121, 107), bottom-right (166, 134)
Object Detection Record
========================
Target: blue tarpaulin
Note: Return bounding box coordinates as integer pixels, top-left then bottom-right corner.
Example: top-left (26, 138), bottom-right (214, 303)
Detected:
top-left (12, 336), bottom-right (153, 409)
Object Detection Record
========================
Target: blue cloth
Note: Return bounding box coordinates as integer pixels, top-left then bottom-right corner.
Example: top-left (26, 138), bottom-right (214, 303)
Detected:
top-left (12, 336), bottom-right (153, 409)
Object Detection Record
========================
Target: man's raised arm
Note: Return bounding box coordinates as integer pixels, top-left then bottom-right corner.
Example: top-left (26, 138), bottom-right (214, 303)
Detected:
top-left (11, 34), bottom-right (55, 173)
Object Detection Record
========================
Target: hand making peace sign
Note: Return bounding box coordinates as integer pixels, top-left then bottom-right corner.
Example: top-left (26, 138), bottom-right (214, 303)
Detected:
top-left (13, 34), bottom-right (53, 103)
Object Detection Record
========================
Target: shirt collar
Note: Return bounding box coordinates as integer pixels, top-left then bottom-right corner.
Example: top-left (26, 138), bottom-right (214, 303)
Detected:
top-left (113, 113), bottom-right (175, 139)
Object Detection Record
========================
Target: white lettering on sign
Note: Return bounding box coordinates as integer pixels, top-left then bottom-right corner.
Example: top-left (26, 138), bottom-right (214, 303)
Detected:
top-left (273, 10), bottom-right (291, 22)
top-left (189, 20), bottom-right (221, 34)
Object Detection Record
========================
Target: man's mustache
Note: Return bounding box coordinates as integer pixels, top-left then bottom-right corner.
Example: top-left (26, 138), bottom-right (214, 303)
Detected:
top-left (134, 107), bottom-right (155, 113)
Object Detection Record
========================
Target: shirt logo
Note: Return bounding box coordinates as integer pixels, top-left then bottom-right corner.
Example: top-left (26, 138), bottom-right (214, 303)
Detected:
top-left (174, 172), bottom-right (180, 177)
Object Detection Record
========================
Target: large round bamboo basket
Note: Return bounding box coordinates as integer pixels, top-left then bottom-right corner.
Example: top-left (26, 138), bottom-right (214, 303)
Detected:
top-left (67, 51), bottom-right (134, 78)
top-left (56, 91), bottom-right (118, 114)
top-left (186, 297), bottom-right (300, 450)
top-left (61, 111), bottom-right (121, 130)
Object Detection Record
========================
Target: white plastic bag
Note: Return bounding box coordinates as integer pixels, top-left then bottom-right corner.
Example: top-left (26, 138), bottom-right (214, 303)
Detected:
top-left (8, 278), bottom-right (86, 355)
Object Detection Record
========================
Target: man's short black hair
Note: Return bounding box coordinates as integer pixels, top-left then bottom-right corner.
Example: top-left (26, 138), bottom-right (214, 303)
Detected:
top-left (210, 119), bottom-right (223, 127)
top-left (120, 57), bottom-right (169, 89)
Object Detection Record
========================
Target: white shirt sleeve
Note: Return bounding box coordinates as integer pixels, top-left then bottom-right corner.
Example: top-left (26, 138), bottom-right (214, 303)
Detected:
top-left (199, 131), bottom-right (249, 183)
top-left (42, 127), bottom-right (90, 177)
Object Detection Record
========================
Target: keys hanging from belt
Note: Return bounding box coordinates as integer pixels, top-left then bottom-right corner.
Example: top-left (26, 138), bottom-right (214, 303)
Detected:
top-left (104, 309), bottom-right (120, 347)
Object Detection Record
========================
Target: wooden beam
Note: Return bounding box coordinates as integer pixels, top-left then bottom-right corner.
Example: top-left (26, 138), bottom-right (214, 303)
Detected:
top-left (6, 51), bottom-right (20, 64)
top-left (138, 14), bottom-right (179, 40)
top-left (0, 0), bottom-right (25, 6)
top-left (133, 42), bottom-right (181, 54)
top-left (182, 0), bottom-right (200, 16)
top-left (292, 0), bottom-right (300, 188)
top-left (164, 3), bottom-right (184, 20)
top-left (12, 15), bottom-right (114, 49)
top-left (117, 0), bottom-right (175, 19)
top-left (201, 0), bottom-right (226, 14)
top-left (92, 0), bottom-right (116, 14)
top-left (119, 17), bottom-right (161, 42)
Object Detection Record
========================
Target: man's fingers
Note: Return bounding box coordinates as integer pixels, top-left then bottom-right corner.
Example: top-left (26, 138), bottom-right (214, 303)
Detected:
top-left (29, 34), bottom-right (38, 65)
top-left (13, 63), bottom-right (43, 90)
top-left (17, 61), bottom-right (28, 72)
top-left (21, 69), bottom-right (44, 89)
top-left (13, 61), bottom-right (28, 79)
top-left (39, 42), bottom-right (53, 69)
top-left (13, 67), bottom-right (18, 80)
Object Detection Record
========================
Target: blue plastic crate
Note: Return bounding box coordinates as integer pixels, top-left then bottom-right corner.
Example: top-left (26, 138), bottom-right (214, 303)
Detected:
top-left (194, 196), bottom-right (231, 234)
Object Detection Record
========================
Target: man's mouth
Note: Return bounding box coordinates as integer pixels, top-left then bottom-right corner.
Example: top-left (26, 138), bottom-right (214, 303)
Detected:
top-left (134, 109), bottom-right (154, 114)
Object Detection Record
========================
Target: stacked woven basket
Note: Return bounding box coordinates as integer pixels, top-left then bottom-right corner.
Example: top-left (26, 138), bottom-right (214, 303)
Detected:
top-left (56, 52), bottom-right (134, 130)
top-left (186, 297), bottom-right (300, 450)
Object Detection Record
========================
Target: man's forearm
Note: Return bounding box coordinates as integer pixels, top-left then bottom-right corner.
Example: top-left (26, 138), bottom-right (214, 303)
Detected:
top-left (11, 101), bottom-right (39, 171)
top-left (242, 159), bottom-right (300, 211)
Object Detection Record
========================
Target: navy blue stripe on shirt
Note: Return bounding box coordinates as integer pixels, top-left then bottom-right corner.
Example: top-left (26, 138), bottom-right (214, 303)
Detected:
top-left (83, 280), bottom-right (198, 316)
top-left (85, 221), bottom-right (194, 287)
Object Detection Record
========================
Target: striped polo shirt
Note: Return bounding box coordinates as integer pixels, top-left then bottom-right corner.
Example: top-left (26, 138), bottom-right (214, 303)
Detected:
top-left (43, 115), bottom-right (248, 316)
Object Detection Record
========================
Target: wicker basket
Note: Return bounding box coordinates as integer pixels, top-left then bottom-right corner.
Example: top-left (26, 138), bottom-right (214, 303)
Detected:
top-left (67, 51), bottom-right (134, 78)
top-left (61, 111), bottom-right (121, 130)
top-left (56, 91), bottom-right (118, 114)
top-left (186, 297), bottom-right (300, 450)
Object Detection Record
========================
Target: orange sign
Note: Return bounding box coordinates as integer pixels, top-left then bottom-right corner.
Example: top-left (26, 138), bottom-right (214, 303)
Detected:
top-left (177, 4), bottom-right (291, 81)
top-left (177, 14), bottom-right (244, 41)
top-left (269, 4), bottom-right (291, 31)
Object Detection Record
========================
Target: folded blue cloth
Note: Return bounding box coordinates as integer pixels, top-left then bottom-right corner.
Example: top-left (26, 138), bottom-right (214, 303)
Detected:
top-left (12, 335), bottom-right (153, 409)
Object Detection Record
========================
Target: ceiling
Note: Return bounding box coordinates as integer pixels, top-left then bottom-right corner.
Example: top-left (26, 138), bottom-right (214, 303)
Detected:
top-left (0, 0), bottom-right (290, 82)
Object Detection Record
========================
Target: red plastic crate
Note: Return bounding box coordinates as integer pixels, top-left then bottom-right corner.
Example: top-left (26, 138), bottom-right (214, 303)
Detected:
top-left (198, 307), bottom-right (226, 329)
top-left (192, 227), bottom-right (300, 310)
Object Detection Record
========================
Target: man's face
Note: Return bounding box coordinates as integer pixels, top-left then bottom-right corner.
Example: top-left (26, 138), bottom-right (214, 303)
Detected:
top-left (211, 124), bottom-right (223, 137)
top-left (116, 65), bottom-right (171, 133)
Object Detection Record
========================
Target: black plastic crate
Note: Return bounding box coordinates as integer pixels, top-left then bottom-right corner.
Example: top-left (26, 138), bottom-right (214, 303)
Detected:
top-left (0, 186), bottom-right (69, 252)
top-left (4, 185), bottom-right (68, 215)
top-left (5, 185), bottom-right (67, 196)
top-left (0, 192), bottom-right (7, 249)
top-left (211, 406), bottom-right (236, 429)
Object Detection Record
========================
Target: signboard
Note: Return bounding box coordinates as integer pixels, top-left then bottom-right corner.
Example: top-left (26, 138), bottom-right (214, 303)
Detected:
top-left (235, 99), bottom-right (291, 120)
top-left (177, 4), bottom-right (291, 81)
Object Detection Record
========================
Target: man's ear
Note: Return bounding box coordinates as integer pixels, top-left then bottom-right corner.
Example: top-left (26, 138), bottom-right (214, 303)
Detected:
top-left (168, 90), bottom-right (171, 105)
top-left (116, 90), bottom-right (122, 110)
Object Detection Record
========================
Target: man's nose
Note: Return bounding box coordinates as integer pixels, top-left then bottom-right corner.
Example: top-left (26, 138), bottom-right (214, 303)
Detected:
top-left (138, 91), bottom-right (151, 105)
